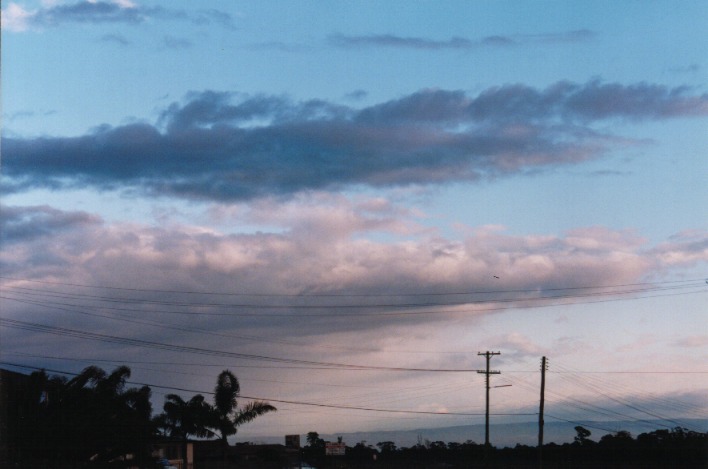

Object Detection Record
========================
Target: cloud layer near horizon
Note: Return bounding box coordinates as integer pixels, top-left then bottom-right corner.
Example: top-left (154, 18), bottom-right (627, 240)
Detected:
top-left (4, 81), bottom-right (708, 202)
top-left (2, 202), bottom-right (705, 321)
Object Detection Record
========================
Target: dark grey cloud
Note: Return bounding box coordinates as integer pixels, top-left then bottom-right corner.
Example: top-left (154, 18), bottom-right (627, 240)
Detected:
top-left (33, 1), bottom-right (145, 25)
top-left (18, 1), bottom-right (235, 30)
top-left (329, 29), bottom-right (594, 50)
top-left (3, 81), bottom-right (707, 202)
top-left (0, 205), bottom-right (102, 244)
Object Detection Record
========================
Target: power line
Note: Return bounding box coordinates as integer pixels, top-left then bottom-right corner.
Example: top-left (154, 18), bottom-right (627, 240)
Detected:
top-left (2, 275), bottom-right (703, 298)
top-left (477, 351), bottom-right (501, 446)
top-left (543, 414), bottom-right (620, 434)
top-left (0, 362), bottom-right (536, 418)
top-left (550, 363), bottom-right (704, 429)
top-left (502, 373), bottom-right (705, 433)
top-left (9, 352), bottom-right (704, 375)
top-left (2, 280), bottom-right (703, 310)
top-left (2, 284), bottom-right (704, 318)
top-left (0, 318), bottom-right (479, 373)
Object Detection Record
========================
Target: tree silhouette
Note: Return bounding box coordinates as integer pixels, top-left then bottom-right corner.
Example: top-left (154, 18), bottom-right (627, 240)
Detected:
top-left (573, 425), bottom-right (592, 445)
top-left (160, 393), bottom-right (215, 468)
top-left (306, 431), bottom-right (325, 448)
top-left (162, 393), bottom-right (215, 440)
top-left (210, 369), bottom-right (277, 456)
top-left (8, 366), bottom-right (153, 466)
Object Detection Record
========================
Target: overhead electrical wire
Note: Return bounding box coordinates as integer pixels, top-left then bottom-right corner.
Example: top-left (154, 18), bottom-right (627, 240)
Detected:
top-left (9, 352), bottom-right (703, 376)
top-left (2, 275), bottom-right (703, 299)
top-left (0, 362), bottom-right (535, 418)
top-left (550, 362), bottom-right (705, 429)
top-left (1, 279), bottom-right (704, 312)
top-left (1, 294), bottom-right (388, 354)
top-left (1, 285), bottom-right (705, 322)
top-left (504, 374), bottom-right (653, 427)
top-left (2, 277), bottom-right (704, 429)
top-left (503, 369), bottom-right (705, 433)
top-left (3, 281), bottom-right (702, 359)
top-left (543, 414), bottom-right (620, 434)
top-left (0, 318), bottom-right (480, 373)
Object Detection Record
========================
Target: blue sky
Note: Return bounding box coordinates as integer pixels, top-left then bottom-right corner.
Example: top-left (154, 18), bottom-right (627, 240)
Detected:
top-left (1, 0), bottom-right (707, 443)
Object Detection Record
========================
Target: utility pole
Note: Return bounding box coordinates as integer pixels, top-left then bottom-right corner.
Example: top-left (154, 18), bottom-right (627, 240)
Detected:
top-left (538, 356), bottom-right (548, 469)
top-left (477, 351), bottom-right (501, 446)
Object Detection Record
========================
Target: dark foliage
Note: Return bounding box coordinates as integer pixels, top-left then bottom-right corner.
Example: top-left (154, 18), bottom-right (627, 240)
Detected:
top-left (4, 367), bottom-right (276, 468)
top-left (301, 427), bottom-right (707, 469)
top-left (6, 366), bottom-right (155, 467)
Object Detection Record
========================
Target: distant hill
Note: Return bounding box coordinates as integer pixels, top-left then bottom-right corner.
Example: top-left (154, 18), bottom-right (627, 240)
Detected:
top-left (240, 419), bottom-right (708, 449)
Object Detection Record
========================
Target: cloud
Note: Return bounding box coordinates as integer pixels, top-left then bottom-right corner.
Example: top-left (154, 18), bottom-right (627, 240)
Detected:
top-left (192, 8), bottom-right (237, 30)
top-left (673, 335), bottom-right (708, 348)
top-left (2, 202), bottom-right (704, 328)
top-left (345, 89), bottom-right (368, 101)
top-left (1, 202), bottom-right (705, 421)
top-left (668, 64), bottom-right (700, 74)
top-left (100, 33), bottom-right (131, 45)
top-left (520, 29), bottom-right (596, 44)
top-left (329, 33), bottom-right (475, 50)
top-left (31, 1), bottom-right (146, 25)
top-left (491, 333), bottom-right (549, 361)
top-left (162, 35), bottom-right (192, 49)
top-left (3, 81), bottom-right (707, 203)
top-left (1, 1), bottom-right (235, 31)
top-left (1, 2), bottom-right (33, 31)
top-left (5, 110), bottom-right (36, 121)
top-left (328, 29), bottom-right (594, 50)
top-left (650, 231), bottom-right (708, 267)
top-left (0, 204), bottom-right (102, 243)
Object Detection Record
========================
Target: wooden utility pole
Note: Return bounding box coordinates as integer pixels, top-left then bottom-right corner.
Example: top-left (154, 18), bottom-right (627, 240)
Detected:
top-left (477, 351), bottom-right (501, 446)
top-left (538, 356), bottom-right (548, 468)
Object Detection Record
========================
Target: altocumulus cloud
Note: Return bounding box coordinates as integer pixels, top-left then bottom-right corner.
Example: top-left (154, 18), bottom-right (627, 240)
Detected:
top-left (3, 80), bottom-right (708, 202)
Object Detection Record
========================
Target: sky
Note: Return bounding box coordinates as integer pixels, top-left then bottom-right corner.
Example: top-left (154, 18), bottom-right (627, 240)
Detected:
top-left (1, 0), bottom-right (707, 445)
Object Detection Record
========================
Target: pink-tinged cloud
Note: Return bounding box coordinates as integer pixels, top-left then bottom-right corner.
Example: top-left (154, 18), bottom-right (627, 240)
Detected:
top-left (490, 333), bottom-right (549, 360)
top-left (650, 231), bottom-right (708, 267)
top-left (2, 202), bottom-right (704, 340)
top-left (673, 335), bottom-right (708, 348)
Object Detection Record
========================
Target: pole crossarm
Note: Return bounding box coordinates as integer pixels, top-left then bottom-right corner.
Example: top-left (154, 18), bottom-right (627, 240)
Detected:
top-left (538, 356), bottom-right (549, 469)
top-left (477, 351), bottom-right (501, 447)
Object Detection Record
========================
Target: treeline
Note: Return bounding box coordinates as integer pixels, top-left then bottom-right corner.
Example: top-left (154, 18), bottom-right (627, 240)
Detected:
top-left (302, 427), bottom-right (707, 468)
top-left (6, 366), bottom-right (154, 466)
top-left (3, 366), bottom-right (275, 468)
top-left (3, 365), bottom-right (706, 468)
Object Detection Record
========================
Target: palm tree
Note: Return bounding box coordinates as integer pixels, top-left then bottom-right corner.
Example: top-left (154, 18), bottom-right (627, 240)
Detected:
top-left (161, 393), bottom-right (215, 467)
top-left (211, 370), bottom-right (276, 449)
top-left (162, 393), bottom-right (215, 439)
